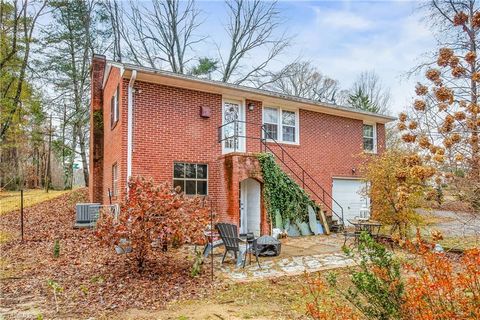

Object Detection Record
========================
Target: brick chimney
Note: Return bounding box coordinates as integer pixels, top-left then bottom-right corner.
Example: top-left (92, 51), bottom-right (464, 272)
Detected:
top-left (89, 54), bottom-right (106, 203)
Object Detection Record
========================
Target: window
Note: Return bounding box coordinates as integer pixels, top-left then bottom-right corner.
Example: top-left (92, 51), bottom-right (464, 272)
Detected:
top-left (263, 107), bottom-right (278, 140)
top-left (262, 107), bottom-right (298, 143)
top-left (112, 163), bottom-right (118, 197)
top-left (173, 162), bottom-right (208, 195)
top-left (363, 123), bottom-right (377, 153)
top-left (110, 85), bottom-right (119, 128)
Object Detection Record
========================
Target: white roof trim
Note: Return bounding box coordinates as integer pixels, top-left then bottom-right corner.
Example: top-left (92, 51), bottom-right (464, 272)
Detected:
top-left (113, 61), bottom-right (395, 124)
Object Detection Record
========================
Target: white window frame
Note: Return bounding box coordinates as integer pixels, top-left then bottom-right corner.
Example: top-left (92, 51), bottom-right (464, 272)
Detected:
top-left (221, 98), bottom-right (246, 153)
top-left (111, 85), bottom-right (119, 129)
top-left (113, 86), bottom-right (119, 123)
top-left (112, 163), bottom-right (118, 197)
top-left (363, 122), bottom-right (377, 153)
top-left (262, 106), bottom-right (300, 145)
top-left (173, 162), bottom-right (208, 196)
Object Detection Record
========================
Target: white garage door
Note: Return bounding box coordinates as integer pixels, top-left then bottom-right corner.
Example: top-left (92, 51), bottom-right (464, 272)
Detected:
top-left (332, 179), bottom-right (369, 225)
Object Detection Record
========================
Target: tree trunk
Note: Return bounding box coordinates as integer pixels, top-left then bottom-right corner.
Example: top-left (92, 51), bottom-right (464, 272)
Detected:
top-left (78, 129), bottom-right (89, 187)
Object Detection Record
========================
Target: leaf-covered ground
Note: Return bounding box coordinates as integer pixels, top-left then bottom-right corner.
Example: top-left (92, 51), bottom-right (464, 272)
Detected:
top-left (0, 189), bottom-right (72, 215)
top-left (0, 189), bottom-right (213, 319)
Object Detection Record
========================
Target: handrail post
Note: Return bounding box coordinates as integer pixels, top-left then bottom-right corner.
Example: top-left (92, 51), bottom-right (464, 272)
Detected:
top-left (234, 120), bottom-right (238, 152)
top-left (259, 124), bottom-right (263, 153)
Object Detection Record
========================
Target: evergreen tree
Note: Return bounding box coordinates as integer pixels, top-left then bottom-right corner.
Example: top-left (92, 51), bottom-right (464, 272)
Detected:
top-left (39, 0), bottom-right (108, 188)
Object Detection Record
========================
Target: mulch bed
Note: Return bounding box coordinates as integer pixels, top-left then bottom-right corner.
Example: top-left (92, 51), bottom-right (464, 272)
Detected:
top-left (0, 189), bottom-right (214, 319)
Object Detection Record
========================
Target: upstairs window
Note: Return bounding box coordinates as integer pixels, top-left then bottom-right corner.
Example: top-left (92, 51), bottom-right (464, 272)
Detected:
top-left (110, 85), bottom-right (119, 129)
top-left (263, 107), bottom-right (278, 140)
top-left (112, 163), bottom-right (118, 197)
top-left (363, 123), bottom-right (377, 153)
top-left (173, 162), bottom-right (208, 195)
top-left (262, 107), bottom-right (298, 143)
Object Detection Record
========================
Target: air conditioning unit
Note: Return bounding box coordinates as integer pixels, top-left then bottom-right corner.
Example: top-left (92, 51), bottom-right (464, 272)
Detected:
top-left (75, 203), bottom-right (101, 228)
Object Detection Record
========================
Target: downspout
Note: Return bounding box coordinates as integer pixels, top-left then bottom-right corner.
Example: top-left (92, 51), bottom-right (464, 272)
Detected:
top-left (127, 70), bottom-right (137, 190)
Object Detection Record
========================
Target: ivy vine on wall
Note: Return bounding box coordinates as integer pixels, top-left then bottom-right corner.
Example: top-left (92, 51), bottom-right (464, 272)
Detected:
top-left (256, 153), bottom-right (317, 227)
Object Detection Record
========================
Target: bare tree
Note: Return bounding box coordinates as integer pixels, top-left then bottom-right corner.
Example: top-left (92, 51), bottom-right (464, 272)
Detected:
top-left (348, 71), bottom-right (391, 114)
top-left (399, 0), bottom-right (480, 210)
top-left (219, 0), bottom-right (290, 85)
top-left (103, 0), bottom-right (122, 62)
top-left (121, 0), bottom-right (203, 73)
top-left (262, 61), bottom-right (347, 104)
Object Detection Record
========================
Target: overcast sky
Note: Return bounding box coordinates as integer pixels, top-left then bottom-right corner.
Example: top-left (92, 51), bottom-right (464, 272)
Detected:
top-left (193, 0), bottom-right (437, 115)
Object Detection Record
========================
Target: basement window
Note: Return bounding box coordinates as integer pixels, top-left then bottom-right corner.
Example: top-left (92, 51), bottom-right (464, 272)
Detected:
top-left (173, 162), bottom-right (208, 195)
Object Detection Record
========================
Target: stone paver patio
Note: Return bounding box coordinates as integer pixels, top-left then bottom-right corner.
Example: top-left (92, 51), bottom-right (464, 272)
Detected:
top-left (209, 234), bottom-right (356, 282)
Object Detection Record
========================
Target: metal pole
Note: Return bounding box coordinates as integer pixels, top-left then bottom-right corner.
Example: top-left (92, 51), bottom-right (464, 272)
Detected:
top-left (20, 189), bottom-right (24, 241)
top-left (210, 209), bottom-right (214, 283)
top-left (45, 115), bottom-right (52, 193)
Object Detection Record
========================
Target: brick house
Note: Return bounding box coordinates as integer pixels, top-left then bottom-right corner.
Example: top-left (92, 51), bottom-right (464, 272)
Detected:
top-left (89, 54), bottom-right (394, 235)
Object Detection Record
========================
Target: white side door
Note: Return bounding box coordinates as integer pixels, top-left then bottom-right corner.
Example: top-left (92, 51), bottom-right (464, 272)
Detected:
top-left (245, 179), bottom-right (261, 237)
top-left (332, 178), bottom-right (369, 225)
top-left (222, 99), bottom-right (245, 153)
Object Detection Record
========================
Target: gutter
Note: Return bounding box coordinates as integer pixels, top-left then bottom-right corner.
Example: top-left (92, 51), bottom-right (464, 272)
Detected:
top-left (127, 70), bottom-right (137, 190)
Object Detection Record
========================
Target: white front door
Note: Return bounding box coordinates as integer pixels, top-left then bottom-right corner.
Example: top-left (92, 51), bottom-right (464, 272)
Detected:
top-left (222, 99), bottom-right (245, 153)
top-left (332, 178), bottom-right (369, 225)
top-left (239, 178), bottom-right (261, 236)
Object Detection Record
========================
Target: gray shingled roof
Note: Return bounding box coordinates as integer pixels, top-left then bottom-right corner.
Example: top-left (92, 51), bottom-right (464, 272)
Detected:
top-left (114, 60), bottom-right (396, 122)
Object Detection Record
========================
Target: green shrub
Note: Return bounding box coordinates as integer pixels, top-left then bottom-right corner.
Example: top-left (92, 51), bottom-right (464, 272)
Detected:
top-left (256, 153), bottom-right (317, 225)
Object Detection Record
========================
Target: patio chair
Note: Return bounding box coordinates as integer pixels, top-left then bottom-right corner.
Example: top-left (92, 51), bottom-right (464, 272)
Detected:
top-left (216, 223), bottom-right (260, 268)
top-left (343, 219), bottom-right (362, 246)
top-left (216, 223), bottom-right (242, 264)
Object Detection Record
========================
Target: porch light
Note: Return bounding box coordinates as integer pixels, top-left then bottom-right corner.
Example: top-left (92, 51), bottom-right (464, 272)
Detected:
top-left (248, 102), bottom-right (255, 111)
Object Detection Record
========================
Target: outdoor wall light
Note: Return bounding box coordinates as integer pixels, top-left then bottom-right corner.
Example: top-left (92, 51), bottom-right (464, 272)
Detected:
top-left (352, 168), bottom-right (356, 175)
top-left (248, 102), bottom-right (255, 111)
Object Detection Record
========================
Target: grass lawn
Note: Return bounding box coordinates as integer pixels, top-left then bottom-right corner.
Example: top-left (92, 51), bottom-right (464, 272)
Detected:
top-left (0, 189), bottom-right (72, 215)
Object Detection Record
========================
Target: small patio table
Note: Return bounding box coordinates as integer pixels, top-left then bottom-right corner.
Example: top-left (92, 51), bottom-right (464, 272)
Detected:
top-left (239, 233), bottom-right (261, 268)
top-left (344, 219), bottom-right (382, 246)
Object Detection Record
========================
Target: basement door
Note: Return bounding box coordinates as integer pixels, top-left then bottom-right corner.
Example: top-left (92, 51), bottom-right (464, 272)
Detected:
top-left (239, 178), bottom-right (261, 236)
top-left (332, 178), bottom-right (370, 226)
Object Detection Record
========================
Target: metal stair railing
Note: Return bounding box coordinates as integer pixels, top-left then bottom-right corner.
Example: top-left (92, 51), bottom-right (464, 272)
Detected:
top-left (218, 120), bottom-right (344, 228)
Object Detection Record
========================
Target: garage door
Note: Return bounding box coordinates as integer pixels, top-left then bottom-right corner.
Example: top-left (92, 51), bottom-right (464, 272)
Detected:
top-left (332, 179), bottom-right (369, 225)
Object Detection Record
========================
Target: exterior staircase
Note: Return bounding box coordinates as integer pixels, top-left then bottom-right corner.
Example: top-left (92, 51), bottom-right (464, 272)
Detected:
top-left (218, 120), bottom-right (345, 232)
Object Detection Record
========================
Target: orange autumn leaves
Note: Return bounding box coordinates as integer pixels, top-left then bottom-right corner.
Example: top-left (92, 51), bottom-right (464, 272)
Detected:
top-left (398, 10), bottom-right (480, 175)
top-left (362, 151), bottom-right (435, 236)
top-left (95, 176), bottom-right (211, 272)
top-left (402, 242), bottom-right (480, 320)
top-left (305, 238), bottom-right (480, 320)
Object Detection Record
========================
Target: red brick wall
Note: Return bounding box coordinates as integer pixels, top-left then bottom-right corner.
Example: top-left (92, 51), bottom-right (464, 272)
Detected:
top-left (243, 100), bottom-right (383, 203)
top-left (101, 67), bottom-right (126, 204)
top-left (89, 55), bottom-right (106, 203)
top-left (92, 74), bottom-right (387, 232)
top-left (130, 81), bottom-right (226, 215)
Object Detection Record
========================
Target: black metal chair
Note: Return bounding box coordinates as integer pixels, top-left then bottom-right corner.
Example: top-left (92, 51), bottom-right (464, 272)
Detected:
top-left (216, 223), bottom-right (260, 268)
top-left (343, 219), bottom-right (362, 246)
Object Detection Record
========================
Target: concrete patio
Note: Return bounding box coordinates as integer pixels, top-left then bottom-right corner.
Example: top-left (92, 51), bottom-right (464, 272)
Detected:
top-left (209, 234), bottom-right (355, 282)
